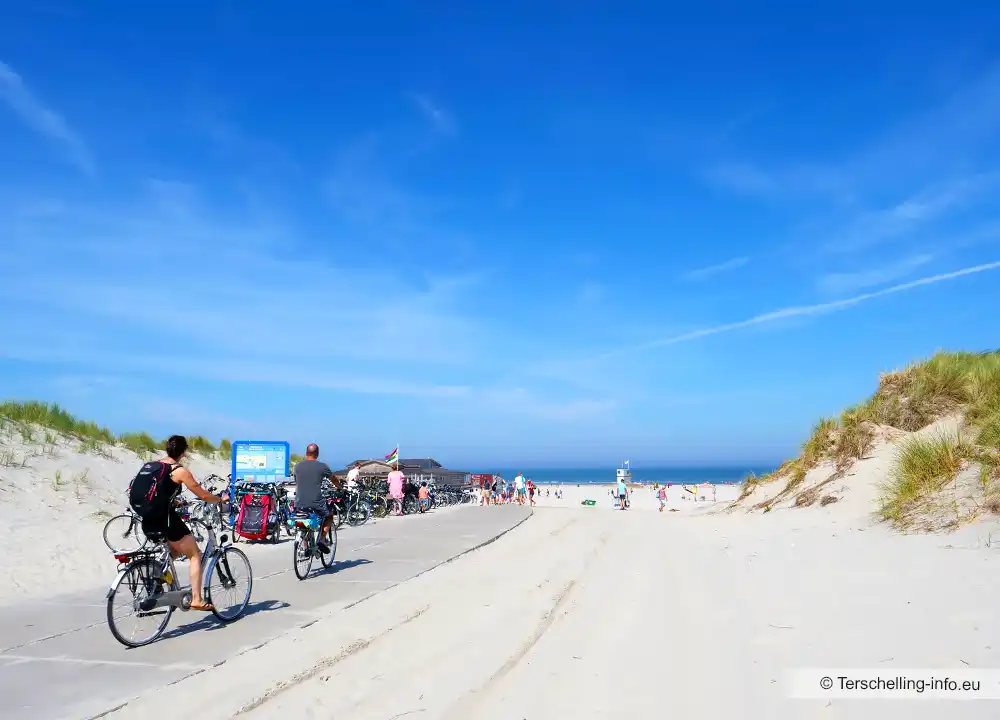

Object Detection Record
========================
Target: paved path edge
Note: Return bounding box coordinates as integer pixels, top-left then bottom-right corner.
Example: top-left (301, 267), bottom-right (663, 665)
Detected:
top-left (87, 508), bottom-right (535, 720)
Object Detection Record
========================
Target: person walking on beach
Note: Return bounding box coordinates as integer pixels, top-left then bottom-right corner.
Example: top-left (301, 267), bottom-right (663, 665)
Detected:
top-left (527, 478), bottom-right (536, 506)
top-left (514, 472), bottom-right (526, 505)
top-left (617, 475), bottom-right (627, 510)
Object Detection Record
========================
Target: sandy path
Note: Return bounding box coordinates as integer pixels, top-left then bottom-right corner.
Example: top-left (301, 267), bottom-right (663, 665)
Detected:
top-left (112, 507), bottom-right (1000, 720)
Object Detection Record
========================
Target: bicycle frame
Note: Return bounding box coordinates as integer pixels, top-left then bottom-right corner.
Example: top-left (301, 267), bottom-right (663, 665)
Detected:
top-left (107, 506), bottom-right (235, 611)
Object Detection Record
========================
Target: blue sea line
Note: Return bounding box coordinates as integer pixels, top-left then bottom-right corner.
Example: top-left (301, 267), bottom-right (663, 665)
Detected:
top-left (485, 467), bottom-right (772, 485)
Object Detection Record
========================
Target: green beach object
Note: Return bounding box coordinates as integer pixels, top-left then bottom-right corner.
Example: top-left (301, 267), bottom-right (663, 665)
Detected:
top-left (581, 499), bottom-right (597, 506)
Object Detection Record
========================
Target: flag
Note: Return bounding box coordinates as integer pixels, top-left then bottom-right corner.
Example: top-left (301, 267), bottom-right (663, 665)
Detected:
top-left (384, 447), bottom-right (398, 464)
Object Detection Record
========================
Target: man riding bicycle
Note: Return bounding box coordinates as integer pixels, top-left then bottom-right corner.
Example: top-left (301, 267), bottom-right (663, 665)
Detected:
top-left (128, 435), bottom-right (227, 611)
top-left (292, 443), bottom-right (339, 554)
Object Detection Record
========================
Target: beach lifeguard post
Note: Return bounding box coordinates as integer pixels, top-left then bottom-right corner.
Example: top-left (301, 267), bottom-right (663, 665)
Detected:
top-left (696, 482), bottom-right (716, 502)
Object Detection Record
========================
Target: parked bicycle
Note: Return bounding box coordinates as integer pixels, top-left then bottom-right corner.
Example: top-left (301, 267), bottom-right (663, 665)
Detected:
top-left (102, 507), bottom-right (147, 553)
top-left (329, 487), bottom-right (372, 527)
top-left (105, 503), bottom-right (252, 647)
top-left (290, 508), bottom-right (338, 580)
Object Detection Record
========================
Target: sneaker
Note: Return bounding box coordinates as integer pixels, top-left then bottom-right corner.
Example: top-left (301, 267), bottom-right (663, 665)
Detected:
top-left (317, 541), bottom-right (331, 554)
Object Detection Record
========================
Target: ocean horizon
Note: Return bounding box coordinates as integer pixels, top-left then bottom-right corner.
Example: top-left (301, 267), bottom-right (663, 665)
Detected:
top-left (484, 466), bottom-right (772, 485)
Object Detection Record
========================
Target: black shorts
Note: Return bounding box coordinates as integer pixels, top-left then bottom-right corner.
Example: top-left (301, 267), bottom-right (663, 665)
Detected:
top-left (298, 504), bottom-right (330, 521)
top-left (141, 509), bottom-right (191, 543)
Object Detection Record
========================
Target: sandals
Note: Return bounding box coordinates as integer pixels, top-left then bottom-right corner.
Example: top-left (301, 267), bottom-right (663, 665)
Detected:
top-left (190, 600), bottom-right (215, 612)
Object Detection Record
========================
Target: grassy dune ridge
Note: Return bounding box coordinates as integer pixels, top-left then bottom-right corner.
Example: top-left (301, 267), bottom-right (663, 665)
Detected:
top-left (0, 400), bottom-right (233, 461)
top-left (739, 350), bottom-right (1000, 528)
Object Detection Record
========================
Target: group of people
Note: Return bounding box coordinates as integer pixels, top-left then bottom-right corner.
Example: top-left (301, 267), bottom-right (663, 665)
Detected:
top-left (125, 438), bottom-right (433, 613)
top-left (343, 460), bottom-right (430, 512)
top-left (478, 472), bottom-right (542, 506)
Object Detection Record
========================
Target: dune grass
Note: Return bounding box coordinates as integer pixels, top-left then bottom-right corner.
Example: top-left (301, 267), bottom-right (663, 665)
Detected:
top-left (0, 400), bottom-right (230, 461)
top-left (877, 431), bottom-right (972, 527)
top-left (1, 400), bottom-right (115, 444)
top-left (750, 350), bottom-right (1000, 501)
top-left (187, 435), bottom-right (218, 456)
top-left (219, 438), bottom-right (233, 461)
top-left (118, 431), bottom-right (160, 457)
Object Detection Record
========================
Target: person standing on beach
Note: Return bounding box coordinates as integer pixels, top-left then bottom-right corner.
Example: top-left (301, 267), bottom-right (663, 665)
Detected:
top-left (617, 475), bottom-right (627, 510)
top-left (527, 478), bottom-right (536, 506)
top-left (388, 462), bottom-right (406, 514)
top-left (657, 485), bottom-right (667, 512)
top-left (346, 461), bottom-right (361, 491)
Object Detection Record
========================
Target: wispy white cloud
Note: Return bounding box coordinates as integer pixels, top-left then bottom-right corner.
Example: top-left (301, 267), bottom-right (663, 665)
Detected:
top-left (706, 62), bottom-right (1000, 205)
top-left (410, 92), bottom-right (456, 135)
top-left (590, 259), bottom-right (1000, 361)
top-left (577, 281), bottom-right (605, 306)
top-left (703, 163), bottom-right (779, 197)
top-left (683, 256), bottom-right (750, 281)
top-left (0, 59), bottom-right (95, 175)
top-left (826, 173), bottom-right (1000, 252)
top-left (816, 253), bottom-right (933, 295)
top-left (0, 183), bottom-right (485, 398)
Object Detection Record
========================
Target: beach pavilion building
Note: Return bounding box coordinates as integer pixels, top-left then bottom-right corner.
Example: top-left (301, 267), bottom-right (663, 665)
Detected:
top-left (338, 458), bottom-right (469, 488)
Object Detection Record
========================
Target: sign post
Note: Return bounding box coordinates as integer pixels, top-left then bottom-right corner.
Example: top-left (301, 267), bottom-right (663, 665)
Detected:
top-left (230, 440), bottom-right (291, 526)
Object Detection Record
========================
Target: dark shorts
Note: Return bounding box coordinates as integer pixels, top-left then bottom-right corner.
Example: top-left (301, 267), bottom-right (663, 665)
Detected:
top-left (141, 509), bottom-right (191, 543)
top-left (298, 504), bottom-right (330, 521)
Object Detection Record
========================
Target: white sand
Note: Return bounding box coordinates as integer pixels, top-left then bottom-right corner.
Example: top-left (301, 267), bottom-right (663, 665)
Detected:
top-left (108, 496), bottom-right (1000, 719)
top-left (0, 421), bottom-right (229, 603)
top-left (8, 418), bottom-right (1000, 717)
top-left (530, 481), bottom-right (743, 512)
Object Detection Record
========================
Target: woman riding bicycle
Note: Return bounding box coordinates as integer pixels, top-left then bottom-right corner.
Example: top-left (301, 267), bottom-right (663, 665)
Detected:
top-left (127, 435), bottom-right (227, 611)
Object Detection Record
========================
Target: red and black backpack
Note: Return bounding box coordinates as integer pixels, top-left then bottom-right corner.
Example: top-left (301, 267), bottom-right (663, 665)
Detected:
top-left (128, 461), bottom-right (180, 518)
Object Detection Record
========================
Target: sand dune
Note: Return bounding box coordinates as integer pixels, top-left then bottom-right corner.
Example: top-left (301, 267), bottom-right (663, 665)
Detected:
top-left (0, 421), bottom-right (229, 603)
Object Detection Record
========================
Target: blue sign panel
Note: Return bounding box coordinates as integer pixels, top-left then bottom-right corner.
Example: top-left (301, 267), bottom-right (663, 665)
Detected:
top-left (229, 440), bottom-right (290, 523)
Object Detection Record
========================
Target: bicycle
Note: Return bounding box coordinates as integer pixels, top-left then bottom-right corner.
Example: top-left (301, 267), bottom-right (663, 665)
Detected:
top-left (103, 508), bottom-right (147, 553)
top-left (330, 487), bottom-right (371, 527)
top-left (290, 509), bottom-right (338, 580)
top-left (105, 503), bottom-right (252, 647)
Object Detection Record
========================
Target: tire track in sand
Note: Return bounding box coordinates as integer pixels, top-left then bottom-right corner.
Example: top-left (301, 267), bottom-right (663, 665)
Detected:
top-left (440, 527), bottom-right (611, 718)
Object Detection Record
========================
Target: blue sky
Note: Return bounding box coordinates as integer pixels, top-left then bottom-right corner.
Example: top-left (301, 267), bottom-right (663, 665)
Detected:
top-left (2, 2), bottom-right (1000, 469)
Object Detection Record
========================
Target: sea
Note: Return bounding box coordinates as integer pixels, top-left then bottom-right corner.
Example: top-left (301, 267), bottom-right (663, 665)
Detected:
top-left (486, 466), bottom-right (774, 486)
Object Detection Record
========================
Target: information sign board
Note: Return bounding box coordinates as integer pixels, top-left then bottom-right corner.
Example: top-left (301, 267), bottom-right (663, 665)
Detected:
top-left (229, 440), bottom-right (291, 523)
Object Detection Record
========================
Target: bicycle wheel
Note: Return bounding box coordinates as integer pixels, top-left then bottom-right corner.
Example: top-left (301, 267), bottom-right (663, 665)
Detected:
top-left (371, 495), bottom-right (389, 518)
top-left (103, 514), bottom-right (146, 553)
top-left (293, 531), bottom-right (314, 580)
top-left (390, 498), bottom-right (403, 516)
top-left (332, 504), bottom-right (344, 529)
top-left (347, 502), bottom-right (371, 527)
top-left (206, 547), bottom-right (253, 622)
top-left (186, 518), bottom-right (210, 544)
top-left (106, 557), bottom-right (172, 648)
top-left (403, 496), bottom-right (418, 515)
top-left (319, 523), bottom-right (338, 569)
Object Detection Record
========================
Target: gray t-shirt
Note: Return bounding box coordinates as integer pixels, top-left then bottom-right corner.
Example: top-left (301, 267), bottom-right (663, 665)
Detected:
top-left (293, 459), bottom-right (332, 510)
